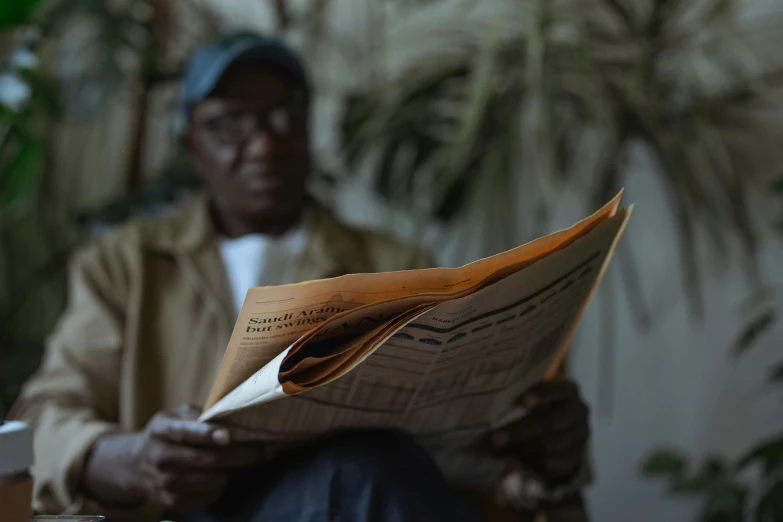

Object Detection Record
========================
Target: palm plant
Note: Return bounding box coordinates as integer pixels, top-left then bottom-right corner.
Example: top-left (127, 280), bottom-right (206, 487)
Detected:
top-left (0, 0), bottom-right (223, 416)
top-left (340, 0), bottom-right (783, 324)
top-left (641, 178), bottom-right (783, 521)
top-left (335, 3), bottom-right (783, 518)
top-left (642, 435), bottom-right (783, 521)
top-left (1, 2), bottom-right (71, 415)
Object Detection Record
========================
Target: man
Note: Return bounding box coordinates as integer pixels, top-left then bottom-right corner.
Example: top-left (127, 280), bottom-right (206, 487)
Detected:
top-left (14, 33), bottom-right (591, 522)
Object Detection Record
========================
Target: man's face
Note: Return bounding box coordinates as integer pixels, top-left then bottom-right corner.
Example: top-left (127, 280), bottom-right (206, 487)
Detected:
top-left (185, 61), bottom-right (310, 222)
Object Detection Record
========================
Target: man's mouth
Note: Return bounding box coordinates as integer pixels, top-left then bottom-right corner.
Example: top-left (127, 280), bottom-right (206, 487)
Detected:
top-left (239, 167), bottom-right (286, 192)
top-left (243, 176), bottom-right (284, 192)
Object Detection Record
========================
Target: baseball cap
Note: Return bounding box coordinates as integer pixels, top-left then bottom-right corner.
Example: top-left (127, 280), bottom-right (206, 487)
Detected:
top-left (180, 32), bottom-right (310, 115)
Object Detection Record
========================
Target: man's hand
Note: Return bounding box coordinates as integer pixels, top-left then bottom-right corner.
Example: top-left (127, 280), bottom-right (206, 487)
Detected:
top-left (84, 404), bottom-right (265, 511)
top-left (489, 379), bottom-right (589, 484)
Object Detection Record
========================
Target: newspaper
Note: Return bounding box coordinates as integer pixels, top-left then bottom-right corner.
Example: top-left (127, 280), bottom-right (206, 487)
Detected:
top-left (200, 193), bottom-right (631, 483)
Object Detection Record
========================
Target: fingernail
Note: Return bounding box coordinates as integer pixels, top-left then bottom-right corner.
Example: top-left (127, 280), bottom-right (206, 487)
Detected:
top-left (492, 430), bottom-right (510, 449)
top-left (212, 428), bottom-right (230, 446)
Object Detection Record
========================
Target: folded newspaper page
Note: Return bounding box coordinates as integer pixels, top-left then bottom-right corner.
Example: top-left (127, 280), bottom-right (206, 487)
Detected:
top-left (200, 193), bottom-right (631, 483)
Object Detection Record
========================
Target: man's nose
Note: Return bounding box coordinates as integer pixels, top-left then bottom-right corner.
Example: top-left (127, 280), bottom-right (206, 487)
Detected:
top-left (242, 129), bottom-right (275, 159)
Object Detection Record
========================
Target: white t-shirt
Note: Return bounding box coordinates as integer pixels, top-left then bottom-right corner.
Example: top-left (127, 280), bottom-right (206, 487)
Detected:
top-left (219, 217), bottom-right (310, 314)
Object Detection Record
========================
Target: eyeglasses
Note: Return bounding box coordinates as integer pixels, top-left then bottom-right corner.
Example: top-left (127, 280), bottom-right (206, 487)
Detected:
top-left (194, 104), bottom-right (306, 144)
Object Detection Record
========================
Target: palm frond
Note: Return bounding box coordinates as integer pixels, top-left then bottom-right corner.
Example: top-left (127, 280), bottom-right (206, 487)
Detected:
top-left (340, 0), bottom-right (783, 319)
top-left (39, 0), bottom-right (156, 118)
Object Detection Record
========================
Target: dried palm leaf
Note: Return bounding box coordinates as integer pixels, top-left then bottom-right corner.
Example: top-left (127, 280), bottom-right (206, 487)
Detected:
top-left (38, 0), bottom-right (156, 118)
top-left (340, 0), bottom-right (783, 320)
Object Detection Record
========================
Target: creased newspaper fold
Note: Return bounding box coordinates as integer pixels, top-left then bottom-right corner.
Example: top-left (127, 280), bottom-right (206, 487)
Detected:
top-left (200, 193), bottom-right (631, 484)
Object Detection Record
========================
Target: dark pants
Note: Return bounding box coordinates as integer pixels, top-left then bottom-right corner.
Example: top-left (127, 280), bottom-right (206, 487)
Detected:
top-left (170, 429), bottom-right (488, 522)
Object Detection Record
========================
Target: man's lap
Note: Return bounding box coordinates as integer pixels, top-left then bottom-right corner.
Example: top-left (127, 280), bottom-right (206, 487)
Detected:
top-left (167, 429), bottom-right (488, 522)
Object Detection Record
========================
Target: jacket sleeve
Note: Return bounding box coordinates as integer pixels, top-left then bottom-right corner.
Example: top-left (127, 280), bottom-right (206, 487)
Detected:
top-left (13, 240), bottom-right (127, 514)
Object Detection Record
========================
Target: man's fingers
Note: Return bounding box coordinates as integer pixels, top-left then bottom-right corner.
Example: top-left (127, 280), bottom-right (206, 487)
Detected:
top-left (491, 418), bottom-right (542, 449)
top-left (542, 425), bottom-right (590, 453)
top-left (493, 428), bottom-right (588, 465)
top-left (491, 401), bottom-right (588, 450)
top-left (524, 399), bottom-right (589, 435)
top-left (153, 442), bottom-right (265, 471)
top-left (171, 404), bottom-right (203, 420)
top-left (540, 400), bottom-right (589, 432)
top-left (216, 444), bottom-right (267, 468)
top-left (149, 415), bottom-right (231, 447)
top-left (157, 477), bottom-right (227, 511)
top-left (154, 444), bottom-right (222, 470)
top-left (518, 379), bottom-right (579, 410)
top-left (158, 470), bottom-right (229, 495)
top-left (542, 453), bottom-right (585, 479)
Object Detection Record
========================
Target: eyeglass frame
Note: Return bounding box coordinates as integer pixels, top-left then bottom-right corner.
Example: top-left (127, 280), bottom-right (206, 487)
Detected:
top-left (188, 92), bottom-right (308, 145)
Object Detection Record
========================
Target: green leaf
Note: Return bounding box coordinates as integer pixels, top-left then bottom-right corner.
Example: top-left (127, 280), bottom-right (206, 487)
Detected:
top-left (0, 108), bottom-right (24, 143)
top-left (0, 0), bottom-right (42, 28)
top-left (755, 480), bottom-right (783, 522)
top-left (670, 457), bottom-right (728, 494)
top-left (699, 484), bottom-right (747, 522)
top-left (701, 458), bottom-right (727, 477)
top-left (738, 437), bottom-right (783, 474)
top-left (642, 450), bottom-right (688, 477)
top-left (733, 310), bottom-right (777, 357)
top-left (19, 70), bottom-right (62, 119)
top-left (1, 138), bottom-right (44, 204)
top-left (671, 475), bottom-right (717, 494)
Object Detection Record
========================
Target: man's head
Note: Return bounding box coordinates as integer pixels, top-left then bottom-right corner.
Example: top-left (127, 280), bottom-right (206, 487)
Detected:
top-left (181, 33), bottom-right (311, 234)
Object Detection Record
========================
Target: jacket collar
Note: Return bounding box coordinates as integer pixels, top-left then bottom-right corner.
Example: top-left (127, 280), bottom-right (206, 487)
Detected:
top-left (140, 191), bottom-right (369, 281)
top-left (142, 192), bottom-right (216, 253)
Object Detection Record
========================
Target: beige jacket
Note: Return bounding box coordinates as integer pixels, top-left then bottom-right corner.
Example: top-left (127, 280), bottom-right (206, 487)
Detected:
top-left (14, 193), bottom-right (434, 518)
top-left (15, 194), bottom-right (579, 522)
